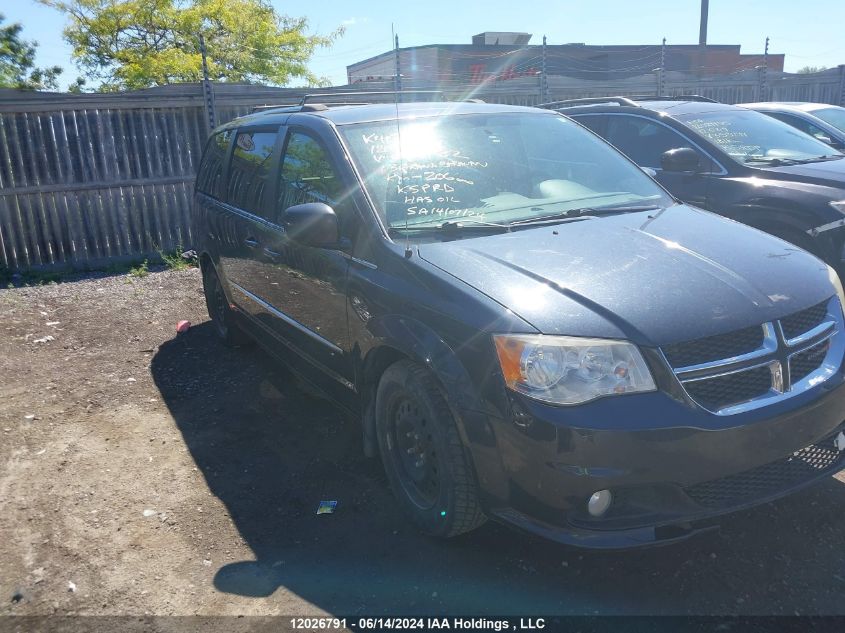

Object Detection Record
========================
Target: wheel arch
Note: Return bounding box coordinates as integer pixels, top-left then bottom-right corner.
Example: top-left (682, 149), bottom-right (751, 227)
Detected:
top-left (357, 315), bottom-right (490, 459)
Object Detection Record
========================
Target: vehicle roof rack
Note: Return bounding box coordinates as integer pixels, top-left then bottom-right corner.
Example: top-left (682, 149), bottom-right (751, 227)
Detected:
top-left (536, 96), bottom-right (639, 109)
top-left (298, 90), bottom-right (444, 106)
top-left (629, 95), bottom-right (717, 103)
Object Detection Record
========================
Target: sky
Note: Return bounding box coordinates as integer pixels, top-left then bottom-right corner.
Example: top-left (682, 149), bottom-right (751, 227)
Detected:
top-left (4, 0), bottom-right (845, 90)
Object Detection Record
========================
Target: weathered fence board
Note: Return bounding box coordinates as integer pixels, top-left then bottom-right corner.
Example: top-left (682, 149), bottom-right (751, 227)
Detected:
top-left (1, 69), bottom-right (844, 271)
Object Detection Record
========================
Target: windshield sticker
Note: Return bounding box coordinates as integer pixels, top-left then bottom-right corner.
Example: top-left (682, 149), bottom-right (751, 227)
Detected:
top-left (684, 119), bottom-right (759, 156)
top-left (360, 130), bottom-right (492, 221)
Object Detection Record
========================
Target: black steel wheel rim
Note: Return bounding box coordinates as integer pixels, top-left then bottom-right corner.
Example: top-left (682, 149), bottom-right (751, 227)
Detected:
top-left (389, 395), bottom-right (440, 509)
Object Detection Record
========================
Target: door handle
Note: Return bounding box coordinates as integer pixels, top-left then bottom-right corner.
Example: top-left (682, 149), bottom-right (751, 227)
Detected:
top-left (244, 237), bottom-right (259, 248)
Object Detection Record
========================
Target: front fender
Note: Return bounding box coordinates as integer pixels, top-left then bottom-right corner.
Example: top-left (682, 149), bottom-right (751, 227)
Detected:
top-left (360, 314), bottom-right (509, 502)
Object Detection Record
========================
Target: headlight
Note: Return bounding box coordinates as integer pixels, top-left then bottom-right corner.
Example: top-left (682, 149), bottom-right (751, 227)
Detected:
top-left (827, 265), bottom-right (845, 315)
top-left (830, 200), bottom-right (845, 214)
top-left (493, 334), bottom-right (656, 405)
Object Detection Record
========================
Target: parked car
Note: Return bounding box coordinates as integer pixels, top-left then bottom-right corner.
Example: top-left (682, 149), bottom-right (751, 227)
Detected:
top-left (193, 99), bottom-right (845, 548)
top-left (542, 96), bottom-right (845, 269)
top-left (740, 102), bottom-right (845, 151)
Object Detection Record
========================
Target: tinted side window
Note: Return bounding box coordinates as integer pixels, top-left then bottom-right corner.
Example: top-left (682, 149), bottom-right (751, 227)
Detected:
top-left (227, 129), bottom-right (279, 216)
top-left (196, 130), bottom-right (232, 198)
top-left (768, 113), bottom-right (832, 144)
top-left (573, 114), bottom-right (608, 137)
top-left (279, 132), bottom-right (343, 210)
top-left (606, 116), bottom-right (699, 168)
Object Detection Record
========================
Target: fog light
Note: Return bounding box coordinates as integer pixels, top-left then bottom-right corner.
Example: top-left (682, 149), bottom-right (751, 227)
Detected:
top-left (587, 489), bottom-right (613, 517)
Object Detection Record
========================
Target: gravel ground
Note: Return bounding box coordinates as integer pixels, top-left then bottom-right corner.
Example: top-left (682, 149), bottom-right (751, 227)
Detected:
top-left (1, 268), bottom-right (845, 617)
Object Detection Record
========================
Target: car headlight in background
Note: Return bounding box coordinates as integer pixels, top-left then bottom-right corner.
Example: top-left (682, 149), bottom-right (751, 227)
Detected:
top-left (826, 265), bottom-right (845, 316)
top-left (493, 334), bottom-right (656, 405)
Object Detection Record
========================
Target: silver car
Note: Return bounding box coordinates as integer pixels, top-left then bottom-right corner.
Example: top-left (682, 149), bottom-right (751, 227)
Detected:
top-left (741, 102), bottom-right (845, 151)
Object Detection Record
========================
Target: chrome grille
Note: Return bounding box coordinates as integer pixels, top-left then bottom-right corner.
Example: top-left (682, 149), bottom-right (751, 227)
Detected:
top-left (662, 297), bottom-right (842, 414)
top-left (662, 325), bottom-right (764, 368)
top-left (790, 339), bottom-right (830, 384)
top-left (683, 365), bottom-right (774, 412)
top-left (781, 300), bottom-right (828, 341)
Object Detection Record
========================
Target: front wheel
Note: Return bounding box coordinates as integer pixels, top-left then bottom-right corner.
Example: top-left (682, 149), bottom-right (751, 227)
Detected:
top-left (375, 360), bottom-right (486, 537)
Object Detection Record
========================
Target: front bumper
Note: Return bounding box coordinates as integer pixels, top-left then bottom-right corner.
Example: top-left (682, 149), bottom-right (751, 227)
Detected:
top-left (483, 370), bottom-right (845, 549)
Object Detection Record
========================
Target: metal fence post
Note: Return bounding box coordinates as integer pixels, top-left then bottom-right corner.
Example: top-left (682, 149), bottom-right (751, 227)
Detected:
top-left (394, 34), bottom-right (402, 93)
top-left (541, 35), bottom-right (549, 103)
top-left (198, 33), bottom-right (216, 131)
top-left (760, 36), bottom-right (769, 101)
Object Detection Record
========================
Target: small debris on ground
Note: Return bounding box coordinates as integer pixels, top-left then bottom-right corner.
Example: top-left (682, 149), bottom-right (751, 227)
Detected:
top-left (176, 320), bottom-right (191, 333)
top-left (67, 581), bottom-right (76, 593)
top-left (316, 500), bottom-right (338, 515)
top-left (142, 509), bottom-right (157, 517)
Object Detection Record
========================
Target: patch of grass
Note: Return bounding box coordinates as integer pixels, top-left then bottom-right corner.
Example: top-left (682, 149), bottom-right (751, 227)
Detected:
top-left (0, 262), bottom-right (11, 286)
top-left (157, 244), bottom-right (196, 272)
top-left (5, 268), bottom-right (67, 287)
top-left (128, 260), bottom-right (149, 278)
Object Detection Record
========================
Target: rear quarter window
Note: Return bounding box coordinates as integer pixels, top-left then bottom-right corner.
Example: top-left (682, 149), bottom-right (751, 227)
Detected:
top-left (227, 129), bottom-right (279, 216)
top-left (196, 130), bottom-right (232, 199)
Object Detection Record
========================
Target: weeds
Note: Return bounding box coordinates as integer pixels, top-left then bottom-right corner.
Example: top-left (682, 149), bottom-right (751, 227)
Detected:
top-left (128, 260), bottom-right (149, 278)
top-left (157, 244), bottom-right (196, 272)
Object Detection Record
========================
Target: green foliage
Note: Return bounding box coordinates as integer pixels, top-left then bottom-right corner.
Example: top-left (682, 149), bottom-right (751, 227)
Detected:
top-left (796, 66), bottom-right (828, 74)
top-left (158, 244), bottom-right (195, 271)
top-left (128, 260), bottom-right (149, 278)
top-left (38, 0), bottom-right (344, 91)
top-left (0, 13), bottom-right (63, 90)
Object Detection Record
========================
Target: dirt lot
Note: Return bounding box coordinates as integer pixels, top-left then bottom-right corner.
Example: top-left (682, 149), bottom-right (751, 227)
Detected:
top-left (1, 268), bottom-right (845, 617)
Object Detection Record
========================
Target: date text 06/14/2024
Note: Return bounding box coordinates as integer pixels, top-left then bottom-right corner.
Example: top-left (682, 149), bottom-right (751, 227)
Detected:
top-left (289, 617), bottom-right (547, 630)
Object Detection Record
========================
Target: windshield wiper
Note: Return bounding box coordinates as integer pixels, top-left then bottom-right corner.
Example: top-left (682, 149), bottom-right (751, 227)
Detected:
top-left (744, 156), bottom-right (804, 166)
top-left (387, 219), bottom-right (510, 234)
top-left (793, 154), bottom-right (845, 163)
top-left (509, 204), bottom-right (661, 227)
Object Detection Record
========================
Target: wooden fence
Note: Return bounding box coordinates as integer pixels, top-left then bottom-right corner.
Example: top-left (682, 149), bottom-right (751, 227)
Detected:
top-left (1, 68), bottom-right (844, 271)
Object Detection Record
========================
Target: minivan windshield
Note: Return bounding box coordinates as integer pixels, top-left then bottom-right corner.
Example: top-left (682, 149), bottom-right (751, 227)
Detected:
top-left (339, 112), bottom-right (672, 229)
top-left (812, 107), bottom-right (845, 134)
top-left (678, 109), bottom-right (841, 164)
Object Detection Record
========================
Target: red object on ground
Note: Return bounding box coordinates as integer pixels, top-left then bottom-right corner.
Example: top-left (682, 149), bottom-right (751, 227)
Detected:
top-left (176, 320), bottom-right (191, 333)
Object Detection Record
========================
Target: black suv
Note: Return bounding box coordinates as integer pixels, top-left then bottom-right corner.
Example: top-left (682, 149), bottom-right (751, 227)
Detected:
top-left (192, 100), bottom-right (845, 548)
top-left (544, 97), bottom-right (845, 268)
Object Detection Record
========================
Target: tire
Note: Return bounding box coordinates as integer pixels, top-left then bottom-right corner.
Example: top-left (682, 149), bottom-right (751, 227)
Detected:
top-left (201, 264), bottom-right (251, 347)
top-left (375, 359), bottom-right (486, 537)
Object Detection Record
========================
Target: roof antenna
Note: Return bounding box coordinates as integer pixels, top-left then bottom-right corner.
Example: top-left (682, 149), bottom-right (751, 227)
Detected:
top-left (392, 26), bottom-right (412, 259)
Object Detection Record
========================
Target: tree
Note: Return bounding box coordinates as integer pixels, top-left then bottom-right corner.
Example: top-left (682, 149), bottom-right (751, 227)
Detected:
top-left (38, 0), bottom-right (344, 91)
top-left (796, 66), bottom-right (828, 74)
top-left (0, 14), bottom-right (63, 90)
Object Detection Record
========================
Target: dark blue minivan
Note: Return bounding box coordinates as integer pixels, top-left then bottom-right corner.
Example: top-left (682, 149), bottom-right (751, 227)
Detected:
top-left (192, 100), bottom-right (845, 548)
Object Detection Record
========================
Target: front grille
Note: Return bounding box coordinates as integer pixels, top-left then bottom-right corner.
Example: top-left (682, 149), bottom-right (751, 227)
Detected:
top-left (683, 365), bottom-right (772, 411)
top-left (781, 300), bottom-right (828, 340)
top-left (661, 296), bottom-right (838, 414)
top-left (685, 431), bottom-right (845, 509)
top-left (790, 339), bottom-right (830, 383)
top-left (662, 325), bottom-right (764, 368)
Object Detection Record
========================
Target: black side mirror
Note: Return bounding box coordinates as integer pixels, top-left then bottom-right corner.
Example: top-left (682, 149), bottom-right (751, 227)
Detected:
top-left (282, 203), bottom-right (339, 248)
top-left (660, 147), bottom-right (701, 173)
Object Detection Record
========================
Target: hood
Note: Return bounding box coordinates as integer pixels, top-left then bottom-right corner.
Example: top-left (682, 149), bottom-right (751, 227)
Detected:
top-left (417, 205), bottom-right (835, 346)
top-left (759, 157), bottom-right (845, 189)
